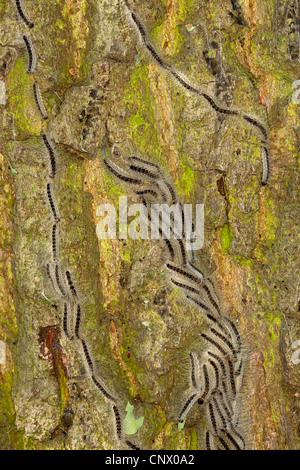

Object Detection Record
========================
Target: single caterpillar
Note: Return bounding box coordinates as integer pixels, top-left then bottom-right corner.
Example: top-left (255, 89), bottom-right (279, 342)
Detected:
top-left (198, 363), bottom-right (210, 404)
top-left (212, 396), bottom-right (228, 431)
top-left (91, 374), bottom-right (116, 403)
top-left (23, 35), bottom-right (36, 74)
top-left (51, 223), bottom-right (58, 261)
top-left (46, 183), bottom-right (60, 222)
top-left (15, 0), bottom-right (34, 28)
top-left (186, 295), bottom-right (210, 313)
top-left (222, 317), bottom-right (242, 354)
top-left (66, 270), bottom-right (77, 298)
top-left (33, 82), bottom-right (48, 120)
top-left (81, 339), bottom-right (94, 372)
top-left (209, 358), bottom-right (220, 393)
top-left (202, 285), bottom-right (221, 316)
top-left (170, 278), bottom-right (201, 296)
top-left (206, 431), bottom-right (212, 450)
top-left (189, 352), bottom-right (199, 389)
top-left (125, 440), bottom-right (142, 450)
top-left (54, 263), bottom-right (67, 298)
top-left (207, 402), bottom-right (218, 436)
top-left (74, 304), bottom-right (81, 339)
top-left (63, 302), bottom-right (74, 340)
top-left (42, 134), bottom-right (56, 178)
top-left (104, 158), bottom-right (143, 185)
top-left (218, 435), bottom-right (231, 450)
top-left (129, 163), bottom-right (159, 180)
top-left (113, 405), bottom-right (122, 439)
top-left (166, 263), bottom-right (203, 285)
top-left (222, 430), bottom-right (242, 450)
top-left (261, 146), bottom-right (270, 185)
top-left (178, 393), bottom-right (198, 422)
top-left (201, 332), bottom-right (229, 360)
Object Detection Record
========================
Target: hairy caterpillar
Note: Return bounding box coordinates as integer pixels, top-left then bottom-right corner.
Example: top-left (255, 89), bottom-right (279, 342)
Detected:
top-left (226, 358), bottom-right (237, 398)
top-left (206, 313), bottom-right (228, 335)
top-left (201, 333), bottom-right (229, 361)
top-left (122, 1), bottom-right (269, 185)
top-left (186, 295), bottom-right (210, 313)
top-left (212, 397), bottom-right (228, 432)
top-left (217, 390), bottom-right (233, 421)
top-left (46, 183), bottom-right (60, 222)
top-left (46, 262), bottom-right (56, 292)
top-left (74, 304), bottom-right (81, 339)
top-left (170, 278), bottom-right (201, 295)
top-left (23, 35), bottom-right (36, 74)
top-left (163, 238), bottom-right (175, 261)
top-left (198, 363), bottom-right (210, 404)
top-left (227, 425), bottom-right (246, 450)
top-left (170, 69), bottom-right (200, 94)
top-left (178, 393), bottom-right (198, 422)
top-left (130, 156), bottom-right (176, 203)
top-left (223, 317), bottom-right (242, 354)
top-left (187, 262), bottom-right (205, 280)
top-left (207, 351), bottom-right (227, 379)
top-left (202, 285), bottom-right (221, 316)
top-left (129, 163), bottom-right (159, 180)
top-left (33, 82), bottom-right (48, 120)
top-left (80, 339), bottom-right (94, 373)
top-left (202, 93), bottom-right (239, 116)
top-left (136, 189), bottom-right (159, 198)
top-left (166, 263), bottom-right (203, 285)
top-left (104, 158), bottom-right (143, 185)
top-left (42, 134), bottom-right (56, 178)
top-left (222, 430), bottom-right (242, 450)
top-left (66, 270), bottom-right (77, 298)
top-left (189, 352), bottom-right (199, 389)
top-left (206, 431), bottom-right (212, 450)
top-left (243, 115), bottom-right (268, 141)
top-left (210, 327), bottom-right (238, 361)
top-left (91, 374), bottom-right (116, 402)
top-left (261, 146), bottom-right (270, 186)
top-left (130, 11), bottom-right (148, 41)
top-left (15, 0), bottom-right (34, 28)
top-left (139, 197), bottom-right (176, 259)
top-left (129, 156), bottom-right (161, 172)
top-left (218, 435), bottom-right (231, 450)
top-left (125, 440), bottom-right (142, 450)
top-left (207, 402), bottom-right (218, 436)
top-left (51, 223), bottom-right (58, 261)
top-left (234, 358), bottom-right (243, 376)
top-left (54, 263), bottom-right (67, 298)
top-left (209, 358), bottom-right (220, 393)
top-left (113, 405), bottom-right (122, 439)
top-left (104, 144), bottom-right (246, 449)
top-left (63, 302), bottom-right (74, 340)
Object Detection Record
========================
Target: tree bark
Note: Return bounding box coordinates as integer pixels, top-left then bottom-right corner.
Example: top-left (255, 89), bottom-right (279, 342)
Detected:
top-left (0, 0), bottom-right (299, 450)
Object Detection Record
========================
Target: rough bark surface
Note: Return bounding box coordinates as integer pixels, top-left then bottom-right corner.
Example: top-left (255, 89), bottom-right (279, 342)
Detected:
top-left (0, 0), bottom-right (299, 450)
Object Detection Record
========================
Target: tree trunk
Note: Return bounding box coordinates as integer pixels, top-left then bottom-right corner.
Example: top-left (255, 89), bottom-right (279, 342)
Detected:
top-left (0, 0), bottom-right (299, 450)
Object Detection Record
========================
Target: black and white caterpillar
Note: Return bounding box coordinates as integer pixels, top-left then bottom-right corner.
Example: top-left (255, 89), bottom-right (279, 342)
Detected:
top-left (105, 148), bottom-right (246, 450)
top-left (14, 2), bottom-right (142, 452)
top-left (122, 1), bottom-right (270, 185)
top-left (15, 0), bottom-right (34, 29)
top-left (23, 35), bottom-right (36, 74)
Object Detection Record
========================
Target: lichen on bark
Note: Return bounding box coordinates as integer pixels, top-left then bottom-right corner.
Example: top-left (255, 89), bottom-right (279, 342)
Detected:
top-left (0, 0), bottom-right (299, 450)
